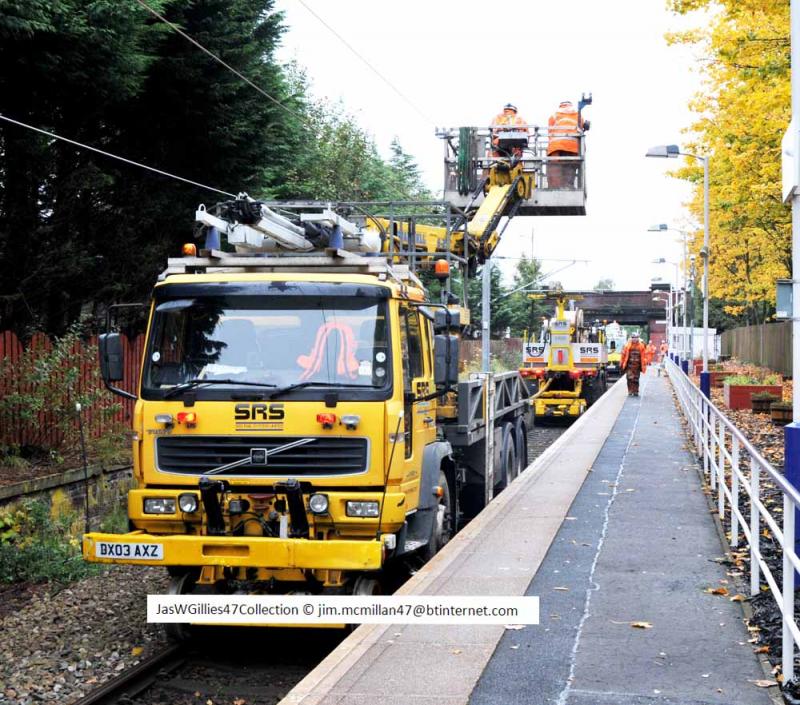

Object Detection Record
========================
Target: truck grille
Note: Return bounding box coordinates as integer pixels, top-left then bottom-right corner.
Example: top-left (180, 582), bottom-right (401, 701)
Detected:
top-left (156, 436), bottom-right (369, 476)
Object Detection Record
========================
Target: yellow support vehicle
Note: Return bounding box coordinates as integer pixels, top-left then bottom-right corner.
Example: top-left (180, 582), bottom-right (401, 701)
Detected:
top-left (82, 105), bottom-right (592, 634)
top-left (520, 293), bottom-right (608, 421)
top-left (83, 196), bottom-right (532, 636)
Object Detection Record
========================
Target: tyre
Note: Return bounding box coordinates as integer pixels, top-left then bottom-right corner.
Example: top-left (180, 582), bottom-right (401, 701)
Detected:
top-left (164, 570), bottom-right (196, 643)
top-left (494, 424), bottom-right (516, 494)
top-left (513, 418), bottom-right (528, 479)
top-left (420, 470), bottom-right (453, 562)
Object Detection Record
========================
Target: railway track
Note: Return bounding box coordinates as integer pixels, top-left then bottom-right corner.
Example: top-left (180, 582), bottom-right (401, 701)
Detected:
top-left (72, 629), bottom-right (345, 705)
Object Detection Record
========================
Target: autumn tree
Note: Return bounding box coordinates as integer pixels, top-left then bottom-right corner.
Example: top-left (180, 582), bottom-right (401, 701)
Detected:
top-left (667, 0), bottom-right (790, 324)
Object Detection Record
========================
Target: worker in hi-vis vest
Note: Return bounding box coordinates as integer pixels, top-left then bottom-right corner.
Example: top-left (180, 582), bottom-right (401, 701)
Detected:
top-left (620, 332), bottom-right (648, 397)
top-left (490, 103), bottom-right (527, 158)
top-left (547, 100), bottom-right (588, 189)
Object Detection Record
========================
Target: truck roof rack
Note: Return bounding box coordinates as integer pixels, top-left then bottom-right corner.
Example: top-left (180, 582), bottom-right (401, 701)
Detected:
top-left (160, 248), bottom-right (424, 289)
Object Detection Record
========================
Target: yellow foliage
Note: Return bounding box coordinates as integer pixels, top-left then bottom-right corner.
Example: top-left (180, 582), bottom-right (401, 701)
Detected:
top-left (669, 0), bottom-right (790, 323)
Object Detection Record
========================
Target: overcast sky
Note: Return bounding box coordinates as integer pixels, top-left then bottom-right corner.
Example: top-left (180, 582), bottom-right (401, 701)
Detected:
top-left (276, 0), bottom-right (703, 291)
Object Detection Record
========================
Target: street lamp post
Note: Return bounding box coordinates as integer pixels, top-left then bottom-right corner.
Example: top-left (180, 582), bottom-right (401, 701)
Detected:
top-left (646, 145), bottom-right (710, 396)
top-left (649, 223), bottom-right (692, 360)
top-left (652, 291), bottom-right (671, 355)
top-left (652, 258), bottom-right (685, 358)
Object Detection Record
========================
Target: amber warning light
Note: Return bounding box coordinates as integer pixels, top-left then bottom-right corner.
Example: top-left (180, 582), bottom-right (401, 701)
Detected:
top-left (182, 243), bottom-right (197, 256)
top-left (176, 411), bottom-right (198, 427)
top-left (317, 413), bottom-right (336, 429)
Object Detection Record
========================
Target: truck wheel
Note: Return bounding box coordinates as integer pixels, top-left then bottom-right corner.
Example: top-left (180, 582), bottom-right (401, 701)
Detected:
top-left (514, 418), bottom-right (528, 478)
top-left (420, 470), bottom-right (453, 562)
top-left (495, 424), bottom-right (516, 491)
top-left (164, 571), bottom-right (196, 643)
top-left (352, 574), bottom-right (382, 596)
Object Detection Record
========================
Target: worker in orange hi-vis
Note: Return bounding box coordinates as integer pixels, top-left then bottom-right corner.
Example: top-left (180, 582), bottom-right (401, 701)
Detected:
top-left (547, 100), bottom-right (588, 189)
top-left (657, 340), bottom-right (669, 376)
top-left (620, 332), bottom-right (648, 397)
top-left (645, 341), bottom-right (656, 367)
top-left (490, 103), bottom-right (528, 158)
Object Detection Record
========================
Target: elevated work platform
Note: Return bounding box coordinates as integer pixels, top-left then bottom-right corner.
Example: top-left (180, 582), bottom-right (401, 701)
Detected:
top-left (279, 373), bottom-right (776, 705)
top-left (438, 126), bottom-right (587, 216)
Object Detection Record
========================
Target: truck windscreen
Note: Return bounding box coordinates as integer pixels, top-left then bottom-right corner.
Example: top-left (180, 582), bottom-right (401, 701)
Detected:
top-left (142, 295), bottom-right (391, 399)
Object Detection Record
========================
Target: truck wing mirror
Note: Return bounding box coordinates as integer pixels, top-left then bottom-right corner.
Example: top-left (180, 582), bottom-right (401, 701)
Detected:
top-left (433, 308), bottom-right (461, 333)
top-left (99, 333), bottom-right (124, 382)
top-left (434, 334), bottom-right (459, 387)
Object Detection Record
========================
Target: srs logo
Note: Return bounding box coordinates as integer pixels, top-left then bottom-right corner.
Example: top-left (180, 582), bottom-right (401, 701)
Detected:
top-left (234, 403), bottom-right (285, 421)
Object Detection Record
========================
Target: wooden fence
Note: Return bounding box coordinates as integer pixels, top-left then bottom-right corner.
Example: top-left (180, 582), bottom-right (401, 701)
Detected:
top-left (460, 338), bottom-right (522, 371)
top-left (720, 322), bottom-right (791, 377)
top-left (0, 330), bottom-right (144, 450)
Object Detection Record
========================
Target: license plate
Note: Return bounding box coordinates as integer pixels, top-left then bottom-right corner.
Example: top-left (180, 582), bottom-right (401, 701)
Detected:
top-left (95, 541), bottom-right (164, 560)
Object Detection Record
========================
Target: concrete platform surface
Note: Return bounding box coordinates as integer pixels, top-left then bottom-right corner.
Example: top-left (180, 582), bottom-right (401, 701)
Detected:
top-left (470, 371), bottom-right (774, 705)
top-left (281, 379), bottom-right (628, 705)
top-left (280, 372), bottom-right (774, 705)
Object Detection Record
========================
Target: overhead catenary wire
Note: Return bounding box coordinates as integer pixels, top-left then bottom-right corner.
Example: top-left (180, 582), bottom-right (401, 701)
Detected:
top-left (295, 0), bottom-right (436, 127)
top-left (135, 0), bottom-right (414, 203)
top-left (134, 0), bottom-right (309, 126)
top-left (0, 114), bottom-right (237, 198)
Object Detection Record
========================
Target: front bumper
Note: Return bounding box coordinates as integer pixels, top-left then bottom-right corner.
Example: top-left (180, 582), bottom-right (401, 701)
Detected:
top-left (83, 531), bottom-right (383, 570)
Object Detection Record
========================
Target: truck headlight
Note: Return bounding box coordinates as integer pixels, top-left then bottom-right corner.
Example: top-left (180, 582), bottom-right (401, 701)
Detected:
top-left (346, 500), bottom-right (380, 518)
top-left (178, 493), bottom-right (199, 513)
top-left (143, 498), bottom-right (176, 514)
top-left (308, 493), bottom-right (329, 515)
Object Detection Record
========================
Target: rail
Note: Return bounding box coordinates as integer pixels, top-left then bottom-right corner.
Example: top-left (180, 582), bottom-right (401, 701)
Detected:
top-left (666, 357), bottom-right (800, 681)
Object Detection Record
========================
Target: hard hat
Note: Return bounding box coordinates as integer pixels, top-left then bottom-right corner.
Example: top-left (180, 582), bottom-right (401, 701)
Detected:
top-left (631, 331), bottom-right (640, 339)
top-left (559, 100), bottom-right (574, 108)
top-left (504, 103), bottom-right (518, 112)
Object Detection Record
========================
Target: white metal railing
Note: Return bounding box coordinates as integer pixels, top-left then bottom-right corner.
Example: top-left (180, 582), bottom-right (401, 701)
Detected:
top-left (667, 357), bottom-right (800, 681)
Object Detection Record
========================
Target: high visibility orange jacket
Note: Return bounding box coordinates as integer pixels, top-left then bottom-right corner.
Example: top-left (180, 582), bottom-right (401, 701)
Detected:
top-left (645, 343), bottom-right (656, 365)
top-left (490, 111), bottom-right (527, 144)
top-left (547, 103), bottom-right (584, 155)
top-left (620, 340), bottom-right (647, 374)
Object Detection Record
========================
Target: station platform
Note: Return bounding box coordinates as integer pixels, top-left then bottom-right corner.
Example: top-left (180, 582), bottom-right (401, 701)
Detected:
top-left (281, 372), bottom-right (776, 705)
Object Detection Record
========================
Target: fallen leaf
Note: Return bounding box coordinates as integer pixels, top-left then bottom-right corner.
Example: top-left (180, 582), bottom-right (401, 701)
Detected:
top-left (630, 621), bottom-right (653, 629)
top-left (452, 649), bottom-right (462, 655)
top-left (131, 646), bottom-right (144, 657)
top-left (233, 700), bottom-right (246, 705)
top-left (730, 594), bottom-right (745, 602)
top-left (754, 646), bottom-right (770, 654)
top-left (748, 679), bottom-right (777, 688)
top-left (704, 587), bottom-right (729, 596)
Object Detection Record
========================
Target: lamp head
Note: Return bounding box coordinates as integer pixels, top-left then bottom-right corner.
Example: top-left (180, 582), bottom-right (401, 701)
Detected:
top-left (645, 144), bottom-right (680, 158)
top-left (647, 223), bottom-right (669, 232)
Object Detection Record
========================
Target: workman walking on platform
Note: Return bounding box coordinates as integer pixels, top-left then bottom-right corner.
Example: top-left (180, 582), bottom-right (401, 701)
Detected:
top-left (490, 103), bottom-right (527, 157)
top-left (645, 341), bottom-right (656, 367)
top-left (547, 100), bottom-right (588, 188)
top-left (620, 332), bottom-right (647, 396)
top-left (658, 340), bottom-right (668, 376)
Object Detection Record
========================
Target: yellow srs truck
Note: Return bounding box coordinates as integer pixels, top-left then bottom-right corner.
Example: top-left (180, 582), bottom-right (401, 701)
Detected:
top-left (520, 293), bottom-right (607, 421)
top-left (83, 196), bottom-right (532, 636)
